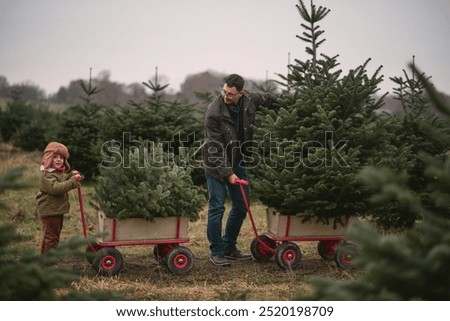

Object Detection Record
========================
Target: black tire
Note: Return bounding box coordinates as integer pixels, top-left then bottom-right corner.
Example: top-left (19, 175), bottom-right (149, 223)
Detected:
top-left (335, 243), bottom-right (359, 270)
top-left (274, 242), bottom-right (302, 270)
top-left (317, 240), bottom-right (340, 260)
top-left (92, 247), bottom-right (123, 276)
top-left (153, 244), bottom-right (177, 264)
top-left (85, 241), bottom-right (102, 264)
top-left (250, 234), bottom-right (277, 261)
top-left (165, 246), bottom-right (194, 275)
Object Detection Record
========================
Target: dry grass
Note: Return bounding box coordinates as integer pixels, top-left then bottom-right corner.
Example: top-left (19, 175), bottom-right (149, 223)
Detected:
top-left (0, 143), bottom-right (362, 300)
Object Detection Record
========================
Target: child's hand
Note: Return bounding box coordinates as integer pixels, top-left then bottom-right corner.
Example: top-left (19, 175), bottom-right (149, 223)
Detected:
top-left (72, 170), bottom-right (82, 181)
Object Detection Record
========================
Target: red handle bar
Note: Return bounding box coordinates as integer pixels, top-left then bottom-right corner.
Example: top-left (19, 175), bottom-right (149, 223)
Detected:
top-left (234, 178), bottom-right (275, 254)
top-left (235, 178), bottom-right (249, 185)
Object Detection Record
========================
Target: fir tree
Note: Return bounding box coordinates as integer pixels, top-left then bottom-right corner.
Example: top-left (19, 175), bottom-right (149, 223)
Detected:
top-left (55, 79), bottom-right (104, 180)
top-left (0, 92), bottom-right (59, 151)
top-left (94, 141), bottom-right (206, 220)
top-left (298, 69), bottom-right (450, 300)
top-left (98, 77), bottom-right (204, 184)
top-left (252, 0), bottom-right (398, 221)
top-left (357, 65), bottom-right (450, 230)
top-left (366, 66), bottom-right (450, 229)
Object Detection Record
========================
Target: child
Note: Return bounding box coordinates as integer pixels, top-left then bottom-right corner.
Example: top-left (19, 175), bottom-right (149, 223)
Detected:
top-left (35, 142), bottom-right (82, 254)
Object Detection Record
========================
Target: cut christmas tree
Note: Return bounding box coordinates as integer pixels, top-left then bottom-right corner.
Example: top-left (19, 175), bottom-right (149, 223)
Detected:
top-left (94, 143), bottom-right (206, 221)
top-left (252, 0), bottom-right (403, 222)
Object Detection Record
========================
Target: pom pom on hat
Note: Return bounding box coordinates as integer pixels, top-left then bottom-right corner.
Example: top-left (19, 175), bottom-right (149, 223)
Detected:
top-left (42, 142), bottom-right (70, 171)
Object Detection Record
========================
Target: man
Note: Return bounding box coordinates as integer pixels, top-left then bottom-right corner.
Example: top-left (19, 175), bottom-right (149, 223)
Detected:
top-left (203, 74), bottom-right (275, 266)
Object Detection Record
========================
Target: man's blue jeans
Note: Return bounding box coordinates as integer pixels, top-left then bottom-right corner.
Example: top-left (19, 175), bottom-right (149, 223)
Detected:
top-left (205, 166), bottom-right (249, 256)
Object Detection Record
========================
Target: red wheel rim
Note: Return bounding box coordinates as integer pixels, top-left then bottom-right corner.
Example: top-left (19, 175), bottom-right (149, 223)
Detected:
top-left (172, 253), bottom-right (188, 269)
top-left (100, 255), bottom-right (116, 271)
top-left (342, 252), bottom-right (353, 265)
top-left (325, 241), bottom-right (338, 254)
top-left (283, 249), bottom-right (297, 264)
top-left (161, 244), bottom-right (174, 257)
top-left (258, 242), bottom-right (272, 255)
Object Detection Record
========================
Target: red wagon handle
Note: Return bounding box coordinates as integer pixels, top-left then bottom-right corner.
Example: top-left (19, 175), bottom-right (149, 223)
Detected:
top-left (235, 178), bottom-right (275, 254)
top-left (234, 179), bottom-right (256, 232)
top-left (235, 178), bottom-right (249, 185)
top-left (77, 184), bottom-right (89, 239)
top-left (77, 184), bottom-right (102, 253)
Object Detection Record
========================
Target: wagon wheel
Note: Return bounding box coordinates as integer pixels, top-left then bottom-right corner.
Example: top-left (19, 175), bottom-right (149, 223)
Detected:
top-left (92, 247), bottom-right (123, 276)
top-left (274, 242), bottom-right (302, 270)
top-left (85, 241), bottom-right (102, 264)
top-left (164, 246), bottom-right (194, 275)
top-left (317, 240), bottom-right (340, 260)
top-left (335, 243), bottom-right (359, 270)
top-left (153, 244), bottom-right (177, 264)
top-left (250, 234), bottom-right (277, 261)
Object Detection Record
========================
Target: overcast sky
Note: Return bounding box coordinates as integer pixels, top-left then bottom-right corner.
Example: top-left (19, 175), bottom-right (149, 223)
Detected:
top-left (1, 0), bottom-right (449, 96)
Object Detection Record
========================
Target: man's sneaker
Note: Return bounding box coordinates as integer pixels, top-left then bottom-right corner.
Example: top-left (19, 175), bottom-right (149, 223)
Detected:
top-left (210, 255), bottom-right (231, 266)
top-left (224, 250), bottom-right (253, 260)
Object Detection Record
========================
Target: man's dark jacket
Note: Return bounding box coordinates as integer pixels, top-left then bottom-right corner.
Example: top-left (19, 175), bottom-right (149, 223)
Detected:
top-left (203, 91), bottom-right (274, 181)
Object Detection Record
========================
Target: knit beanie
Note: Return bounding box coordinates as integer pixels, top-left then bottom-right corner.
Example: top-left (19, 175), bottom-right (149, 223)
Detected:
top-left (41, 142), bottom-right (70, 171)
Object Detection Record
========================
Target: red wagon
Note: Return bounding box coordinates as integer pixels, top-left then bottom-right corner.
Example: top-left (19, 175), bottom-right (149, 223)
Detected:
top-left (76, 184), bottom-right (194, 276)
top-left (236, 179), bottom-right (359, 270)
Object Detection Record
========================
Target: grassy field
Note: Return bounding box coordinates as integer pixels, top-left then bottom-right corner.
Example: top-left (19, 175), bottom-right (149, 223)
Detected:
top-left (0, 143), bottom-right (361, 300)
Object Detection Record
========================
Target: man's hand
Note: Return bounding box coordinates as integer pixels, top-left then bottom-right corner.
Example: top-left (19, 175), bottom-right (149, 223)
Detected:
top-left (227, 173), bottom-right (238, 184)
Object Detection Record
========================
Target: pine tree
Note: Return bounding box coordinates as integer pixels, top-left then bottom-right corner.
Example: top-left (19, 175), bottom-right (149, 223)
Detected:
top-left (56, 79), bottom-right (104, 180)
top-left (365, 66), bottom-right (450, 229)
top-left (252, 0), bottom-right (399, 221)
top-left (0, 92), bottom-right (59, 151)
top-left (94, 141), bottom-right (206, 220)
top-left (298, 69), bottom-right (450, 300)
top-left (98, 77), bottom-right (205, 185)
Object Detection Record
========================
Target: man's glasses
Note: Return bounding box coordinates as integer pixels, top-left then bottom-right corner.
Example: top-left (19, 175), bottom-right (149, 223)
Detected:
top-left (221, 90), bottom-right (240, 98)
